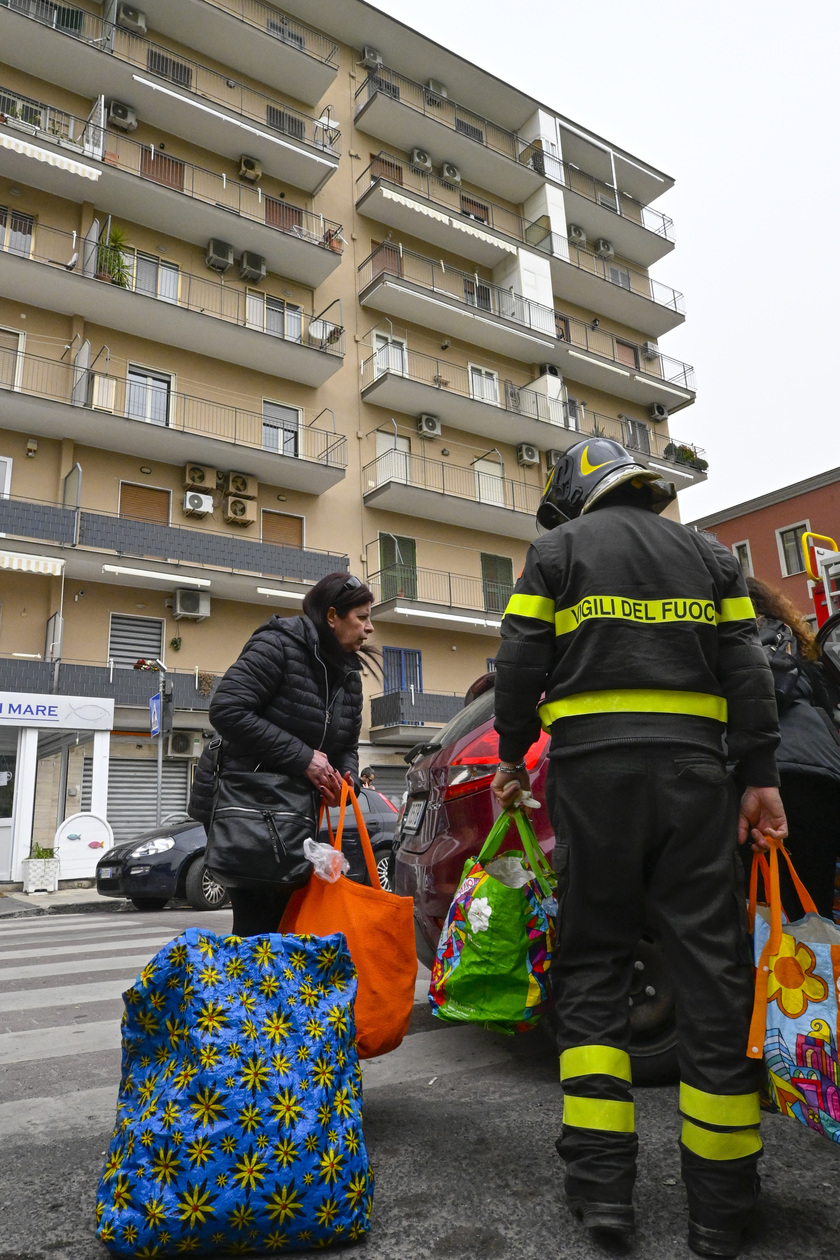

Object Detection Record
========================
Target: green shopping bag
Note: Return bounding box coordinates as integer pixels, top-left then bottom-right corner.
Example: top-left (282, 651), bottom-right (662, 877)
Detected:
top-left (428, 809), bottom-right (556, 1033)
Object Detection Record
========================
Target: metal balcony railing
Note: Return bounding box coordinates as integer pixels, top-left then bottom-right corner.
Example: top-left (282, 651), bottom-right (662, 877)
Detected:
top-left (0, 347), bottom-right (347, 467)
top-left (0, 653), bottom-right (222, 707)
top-left (185, 0), bottom-right (339, 68)
top-left (519, 145), bottom-right (675, 241)
top-left (358, 243), bottom-right (557, 338)
top-left (370, 689), bottom-right (464, 729)
top-left (533, 230), bottom-right (685, 315)
top-left (355, 153), bottom-right (530, 243)
top-left (552, 310), bottom-right (695, 391)
top-left (0, 0), bottom-right (340, 154)
top-left (0, 221), bottom-right (345, 357)
top-left (368, 566), bottom-right (513, 615)
top-left (364, 449), bottom-right (542, 515)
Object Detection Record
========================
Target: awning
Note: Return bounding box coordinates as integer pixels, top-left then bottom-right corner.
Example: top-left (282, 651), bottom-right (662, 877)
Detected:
top-left (0, 550), bottom-right (65, 576)
top-left (0, 132), bottom-right (101, 181)
top-left (380, 186), bottom-right (517, 253)
top-left (449, 216), bottom-right (517, 253)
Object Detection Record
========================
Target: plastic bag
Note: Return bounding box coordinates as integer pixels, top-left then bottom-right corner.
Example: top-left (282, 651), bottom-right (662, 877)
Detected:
top-left (484, 853), bottom-right (533, 889)
top-left (304, 835), bottom-right (349, 882)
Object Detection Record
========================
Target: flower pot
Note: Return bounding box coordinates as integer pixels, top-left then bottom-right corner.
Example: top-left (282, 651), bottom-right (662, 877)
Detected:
top-left (21, 856), bottom-right (61, 894)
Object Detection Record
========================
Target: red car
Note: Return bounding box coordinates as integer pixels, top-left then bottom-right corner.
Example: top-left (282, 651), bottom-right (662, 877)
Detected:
top-left (394, 675), bottom-right (678, 1083)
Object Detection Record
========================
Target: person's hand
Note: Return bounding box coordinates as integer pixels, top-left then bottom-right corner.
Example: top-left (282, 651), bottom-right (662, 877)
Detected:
top-left (491, 767), bottom-right (532, 814)
top-left (738, 786), bottom-right (788, 852)
top-left (305, 751), bottom-right (343, 804)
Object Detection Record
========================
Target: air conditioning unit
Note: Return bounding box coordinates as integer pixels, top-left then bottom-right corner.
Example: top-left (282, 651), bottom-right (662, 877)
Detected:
top-left (594, 238), bottom-right (614, 259)
top-left (361, 46), bottom-right (383, 69)
top-left (116, 3), bottom-right (147, 34)
top-left (183, 463), bottom-right (217, 490)
top-left (539, 363), bottom-right (560, 378)
top-left (642, 341), bottom-right (659, 361)
top-left (224, 471), bottom-right (258, 498)
top-left (440, 162), bottom-right (461, 185)
top-left (239, 251), bottom-right (266, 283)
top-left (239, 154), bottom-right (262, 183)
top-left (205, 239), bottom-right (234, 273)
top-left (426, 79), bottom-right (448, 98)
top-left (88, 373), bottom-right (116, 412)
top-left (107, 100), bottom-right (137, 131)
top-left (545, 448), bottom-right (564, 470)
top-left (223, 496), bottom-right (257, 525)
top-left (517, 442), bottom-right (540, 468)
top-left (417, 414), bottom-right (441, 438)
top-left (168, 729), bottom-right (204, 758)
top-left (648, 402), bottom-right (669, 421)
top-left (567, 223), bottom-right (587, 248)
top-left (504, 380), bottom-right (522, 411)
top-left (410, 147), bottom-right (433, 173)
top-left (182, 490), bottom-right (213, 518)
top-left (173, 590), bottom-right (211, 622)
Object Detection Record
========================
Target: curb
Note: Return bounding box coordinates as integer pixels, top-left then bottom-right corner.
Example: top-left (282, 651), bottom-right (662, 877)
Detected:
top-left (0, 899), bottom-right (134, 921)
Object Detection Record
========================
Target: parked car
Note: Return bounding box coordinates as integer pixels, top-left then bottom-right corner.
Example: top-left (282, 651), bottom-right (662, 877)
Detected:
top-left (393, 675), bottom-right (679, 1084)
top-left (96, 787), bottom-right (399, 912)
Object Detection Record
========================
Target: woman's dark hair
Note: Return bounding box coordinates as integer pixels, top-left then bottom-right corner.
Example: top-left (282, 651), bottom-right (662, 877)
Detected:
top-left (303, 572), bottom-right (380, 673)
top-left (746, 575), bottom-right (819, 661)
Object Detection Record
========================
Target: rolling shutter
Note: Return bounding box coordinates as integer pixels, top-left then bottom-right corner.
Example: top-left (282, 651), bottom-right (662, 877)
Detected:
top-left (262, 510), bottom-right (303, 547)
top-left (82, 757), bottom-right (190, 842)
top-left (119, 482), bottom-right (171, 523)
top-left (108, 614), bottom-right (164, 667)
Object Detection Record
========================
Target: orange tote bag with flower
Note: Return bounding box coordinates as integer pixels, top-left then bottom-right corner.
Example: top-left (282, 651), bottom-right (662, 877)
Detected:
top-left (280, 781), bottom-right (417, 1060)
top-left (747, 837), bottom-right (840, 1143)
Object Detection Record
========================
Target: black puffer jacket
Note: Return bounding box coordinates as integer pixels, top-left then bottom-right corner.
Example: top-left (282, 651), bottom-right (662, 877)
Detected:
top-left (189, 615), bottom-right (363, 824)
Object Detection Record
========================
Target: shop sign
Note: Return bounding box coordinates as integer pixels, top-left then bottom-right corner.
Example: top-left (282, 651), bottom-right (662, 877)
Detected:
top-left (0, 691), bottom-right (114, 730)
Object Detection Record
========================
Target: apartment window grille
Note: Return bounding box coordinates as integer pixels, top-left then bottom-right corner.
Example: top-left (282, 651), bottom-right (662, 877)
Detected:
top-left (126, 365), bottom-right (171, 426)
top-left (261, 509), bottom-right (303, 547)
top-left (460, 194), bottom-right (489, 224)
top-left (0, 328), bottom-right (22, 390)
top-left (778, 524), bottom-right (808, 577)
top-left (383, 646), bottom-right (422, 695)
top-left (0, 207), bottom-right (34, 257)
top-left (623, 417), bottom-right (650, 455)
top-left (733, 541), bottom-right (753, 577)
top-left (119, 482), bottom-right (170, 525)
top-left (108, 613), bottom-right (164, 669)
top-left (615, 339), bottom-right (639, 369)
top-left (146, 48), bottom-right (193, 90)
top-left (469, 364), bottom-right (499, 404)
top-left (139, 148), bottom-right (185, 191)
top-left (481, 553), bottom-right (513, 613)
top-left (464, 277), bottom-right (492, 311)
top-left (262, 400), bottom-right (300, 456)
top-left (266, 105), bottom-right (305, 140)
top-left (608, 263), bottom-right (632, 290)
top-left (134, 252), bottom-right (179, 303)
top-left (379, 533), bottom-right (417, 601)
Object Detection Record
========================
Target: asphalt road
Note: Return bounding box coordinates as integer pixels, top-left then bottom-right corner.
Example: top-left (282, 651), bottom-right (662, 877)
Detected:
top-left (1, 908), bottom-right (839, 1260)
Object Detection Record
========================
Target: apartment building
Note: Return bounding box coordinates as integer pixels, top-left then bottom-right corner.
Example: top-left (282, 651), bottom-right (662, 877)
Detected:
top-left (0, 0), bottom-right (701, 879)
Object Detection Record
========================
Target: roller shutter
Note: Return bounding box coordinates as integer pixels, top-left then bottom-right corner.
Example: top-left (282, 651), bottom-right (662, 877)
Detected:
top-left (82, 757), bottom-right (189, 842)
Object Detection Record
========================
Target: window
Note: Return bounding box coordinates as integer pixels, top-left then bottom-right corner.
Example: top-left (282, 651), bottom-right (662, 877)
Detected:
top-left (460, 194), bottom-right (489, 224)
top-left (266, 105), bottom-right (305, 140)
top-left (139, 148), bottom-right (185, 191)
top-left (464, 277), bottom-right (492, 311)
top-left (370, 153), bottom-right (403, 185)
top-left (261, 509), bottom-right (303, 547)
top-left (262, 401), bottom-right (300, 456)
top-left (454, 116), bottom-right (484, 143)
top-left (265, 198), bottom-right (304, 235)
top-left (119, 482), bottom-right (171, 524)
top-left (0, 207), bottom-right (34, 257)
top-left (126, 365), bottom-right (171, 426)
top-left (565, 397), bottom-right (581, 430)
top-left (375, 431), bottom-right (410, 483)
top-left (623, 418), bottom-right (650, 455)
top-left (147, 48), bottom-right (192, 89)
top-left (0, 455), bottom-right (12, 498)
top-left (555, 312), bottom-right (570, 342)
top-left (373, 331), bottom-right (406, 377)
top-left (246, 293), bottom-right (302, 342)
top-left (371, 242), bottom-right (401, 280)
top-left (469, 364), bottom-right (499, 405)
top-left (0, 328), bottom-right (22, 390)
top-left (598, 191), bottom-right (618, 212)
top-left (608, 263), bottom-right (632, 290)
top-left (379, 532), bottom-right (417, 601)
top-left (383, 646), bottom-right (422, 694)
top-left (777, 523), bottom-right (808, 577)
top-left (134, 252), bottom-right (179, 304)
top-left (474, 456), bottom-right (505, 507)
top-left (733, 541), bottom-right (752, 577)
top-left (108, 613), bottom-right (164, 668)
top-left (6, 1), bottom-right (83, 32)
top-left (368, 73), bottom-right (400, 102)
top-left (615, 339), bottom-right (639, 369)
top-left (481, 553), bottom-right (513, 613)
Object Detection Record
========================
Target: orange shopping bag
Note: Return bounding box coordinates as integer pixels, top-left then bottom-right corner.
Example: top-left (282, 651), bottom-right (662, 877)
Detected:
top-left (280, 780), bottom-right (417, 1059)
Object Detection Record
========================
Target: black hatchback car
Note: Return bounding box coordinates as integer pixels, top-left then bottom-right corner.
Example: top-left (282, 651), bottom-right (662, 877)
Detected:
top-left (96, 788), bottom-right (399, 912)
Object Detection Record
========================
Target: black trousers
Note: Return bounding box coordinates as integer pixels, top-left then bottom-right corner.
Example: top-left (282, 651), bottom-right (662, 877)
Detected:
top-left (228, 887), bottom-right (291, 937)
top-left (548, 743), bottom-right (761, 1231)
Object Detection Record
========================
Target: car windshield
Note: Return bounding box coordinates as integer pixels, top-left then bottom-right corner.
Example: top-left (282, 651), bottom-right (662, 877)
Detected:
top-left (434, 688), bottom-right (496, 752)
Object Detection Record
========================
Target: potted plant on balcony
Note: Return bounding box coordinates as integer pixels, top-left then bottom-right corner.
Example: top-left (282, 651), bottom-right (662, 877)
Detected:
top-left (4, 103), bottom-right (41, 135)
top-left (21, 842), bottom-right (61, 894)
top-left (95, 225), bottom-right (131, 287)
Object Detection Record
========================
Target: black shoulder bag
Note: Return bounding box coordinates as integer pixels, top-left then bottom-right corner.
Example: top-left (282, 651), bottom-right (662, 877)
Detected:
top-left (204, 740), bottom-right (318, 892)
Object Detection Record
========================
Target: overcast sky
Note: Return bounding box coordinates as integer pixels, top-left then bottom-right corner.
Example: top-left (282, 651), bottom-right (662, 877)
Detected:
top-left (376, 0), bottom-right (838, 519)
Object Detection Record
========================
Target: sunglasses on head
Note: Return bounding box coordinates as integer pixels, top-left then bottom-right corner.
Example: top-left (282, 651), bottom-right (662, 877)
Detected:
top-left (340, 575), bottom-right (362, 594)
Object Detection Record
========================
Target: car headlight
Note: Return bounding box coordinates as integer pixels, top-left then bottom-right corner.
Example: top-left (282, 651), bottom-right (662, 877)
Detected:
top-left (128, 837), bottom-right (175, 857)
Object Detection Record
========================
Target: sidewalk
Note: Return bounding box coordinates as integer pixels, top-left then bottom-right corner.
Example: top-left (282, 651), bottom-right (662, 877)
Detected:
top-left (0, 885), bottom-right (130, 919)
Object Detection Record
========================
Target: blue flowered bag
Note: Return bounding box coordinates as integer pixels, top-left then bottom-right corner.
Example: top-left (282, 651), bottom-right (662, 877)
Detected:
top-left (95, 928), bottom-right (373, 1255)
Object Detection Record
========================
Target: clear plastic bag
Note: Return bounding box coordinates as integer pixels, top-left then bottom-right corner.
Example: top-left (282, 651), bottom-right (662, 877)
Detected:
top-left (304, 837), bottom-right (350, 883)
top-left (484, 853), bottom-right (532, 889)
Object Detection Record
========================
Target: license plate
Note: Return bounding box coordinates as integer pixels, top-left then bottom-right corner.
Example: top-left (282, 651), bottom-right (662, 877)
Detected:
top-left (402, 800), bottom-right (425, 833)
top-left (98, 867), bottom-right (118, 880)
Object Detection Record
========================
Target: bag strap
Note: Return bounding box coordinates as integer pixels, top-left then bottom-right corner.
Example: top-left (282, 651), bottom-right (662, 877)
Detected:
top-left (324, 779), bottom-right (381, 890)
top-left (477, 809), bottom-right (554, 898)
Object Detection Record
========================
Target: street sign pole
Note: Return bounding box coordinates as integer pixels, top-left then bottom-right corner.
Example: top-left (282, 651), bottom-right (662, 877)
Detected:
top-left (150, 662), bottom-right (169, 826)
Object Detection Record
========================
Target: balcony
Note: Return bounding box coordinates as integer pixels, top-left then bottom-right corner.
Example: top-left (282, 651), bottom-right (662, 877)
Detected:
top-left (0, 494), bottom-right (348, 602)
top-left (355, 153), bottom-right (531, 267)
top-left (0, 221), bottom-right (345, 386)
top-left (0, 93), bottom-right (343, 285)
top-left (0, 654), bottom-right (219, 711)
top-left (369, 689), bottom-right (464, 745)
top-left (0, 347), bottom-right (347, 493)
top-left (0, 2), bottom-right (340, 192)
top-left (135, 0), bottom-right (340, 104)
top-left (532, 230), bottom-right (685, 338)
top-left (548, 313), bottom-right (695, 411)
top-left (358, 244), bottom-right (558, 362)
top-left (363, 450), bottom-right (541, 541)
top-left (367, 566), bottom-right (512, 637)
top-left (521, 147), bottom-right (675, 268)
top-left (354, 69), bottom-right (542, 203)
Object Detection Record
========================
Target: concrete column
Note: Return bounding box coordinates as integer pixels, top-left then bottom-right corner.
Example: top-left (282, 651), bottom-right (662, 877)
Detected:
top-left (89, 729), bottom-right (110, 827)
top-left (10, 727), bottom-right (38, 882)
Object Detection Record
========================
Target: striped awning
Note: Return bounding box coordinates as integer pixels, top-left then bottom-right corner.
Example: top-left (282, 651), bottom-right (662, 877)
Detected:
top-left (0, 550), bottom-right (65, 576)
top-left (0, 132), bottom-right (101, 181)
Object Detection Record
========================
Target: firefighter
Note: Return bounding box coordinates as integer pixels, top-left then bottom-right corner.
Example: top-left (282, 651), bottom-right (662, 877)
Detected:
top-left (491, 438), bottom-right (786, 1258)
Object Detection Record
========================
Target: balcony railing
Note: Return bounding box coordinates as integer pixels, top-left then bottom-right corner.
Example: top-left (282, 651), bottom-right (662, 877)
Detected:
top-left (358, 244), bottom-right (556, 338)
top-left (355, 69), bottom-right (521, 164)
top-left (520, 146), bottom-right (675, 241)
top-left (533, 230), bottom-right (685, 316)
top-left (0, 653), bottom-right (221, 708)
top-left (368, 566), bottom-right (513, 615)
top-left (355, 153), bottom-right (530, 243)
top-left (0, 221), bottom-right (345, 357)
top-left (0, 1), bottom-right (340, 155)
top-left (370, 689), bottom-right (464, 730)
top-left (364, 449), bottom-right (542, 515)
top-left (186, 0), bottom-right (339, 68)
top-left (0, 347), bottom-right (347, 467)
top-left (552, 310), bottom-right (695, 392)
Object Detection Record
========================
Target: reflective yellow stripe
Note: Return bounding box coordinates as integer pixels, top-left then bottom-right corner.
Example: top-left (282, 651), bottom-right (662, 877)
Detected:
top-left (539, 689), bottom-right (728, 727)
top-left (554, 596), bottom-right (716, 636)
top-left (717, 597), bottom-right (756, 623)
top-left (503, 593), bottom-right (556, 624)
top-left (681, 1120), bottom-right (762, 1161)
top-left (679, 1084), bottom-right (760, 1129)
top-left (560, 1046), bottom-right (632, 1083)
top-left (563, 1096), bottom-right (635, 1133)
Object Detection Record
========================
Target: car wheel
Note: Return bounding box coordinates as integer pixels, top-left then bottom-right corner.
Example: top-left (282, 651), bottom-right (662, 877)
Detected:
top-left (130, 897), bottom-right (168, 912)
top-left (185, 859), bottom-right (229, 911)
top-left (373, 846), bottom-right (393, 893)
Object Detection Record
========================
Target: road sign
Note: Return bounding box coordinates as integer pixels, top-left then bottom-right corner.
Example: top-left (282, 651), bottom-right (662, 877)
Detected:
top-left (149, 692), bottom-right (161, 739)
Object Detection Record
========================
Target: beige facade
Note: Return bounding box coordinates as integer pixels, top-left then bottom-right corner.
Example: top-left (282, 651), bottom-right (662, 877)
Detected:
top-left (0, 0), bottom-right (700, 850)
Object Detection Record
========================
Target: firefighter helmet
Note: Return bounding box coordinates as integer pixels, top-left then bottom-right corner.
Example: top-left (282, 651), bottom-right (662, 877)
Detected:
top-left (537, 438), bottom-right (676, 530)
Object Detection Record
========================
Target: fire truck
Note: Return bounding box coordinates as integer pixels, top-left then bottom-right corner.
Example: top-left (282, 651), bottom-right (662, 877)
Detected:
top-left (804, 531), bottom-right (840, 695)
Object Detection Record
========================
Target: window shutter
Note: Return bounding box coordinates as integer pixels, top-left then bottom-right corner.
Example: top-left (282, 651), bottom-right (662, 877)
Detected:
top-left (119, 483), bottom-right (171, 524)
top-left (108, 615), bottom-right (164, 667)
top-left (261, 510), bottom-right (303, 547)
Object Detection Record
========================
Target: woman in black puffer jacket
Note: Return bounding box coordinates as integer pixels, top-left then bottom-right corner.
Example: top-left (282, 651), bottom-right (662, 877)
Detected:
top-left (192, 571), bottom-right (375, 936)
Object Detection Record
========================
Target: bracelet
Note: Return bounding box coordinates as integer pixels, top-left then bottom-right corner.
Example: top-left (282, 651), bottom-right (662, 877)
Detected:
top-left (498, 761), bottom-right (526, 773)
